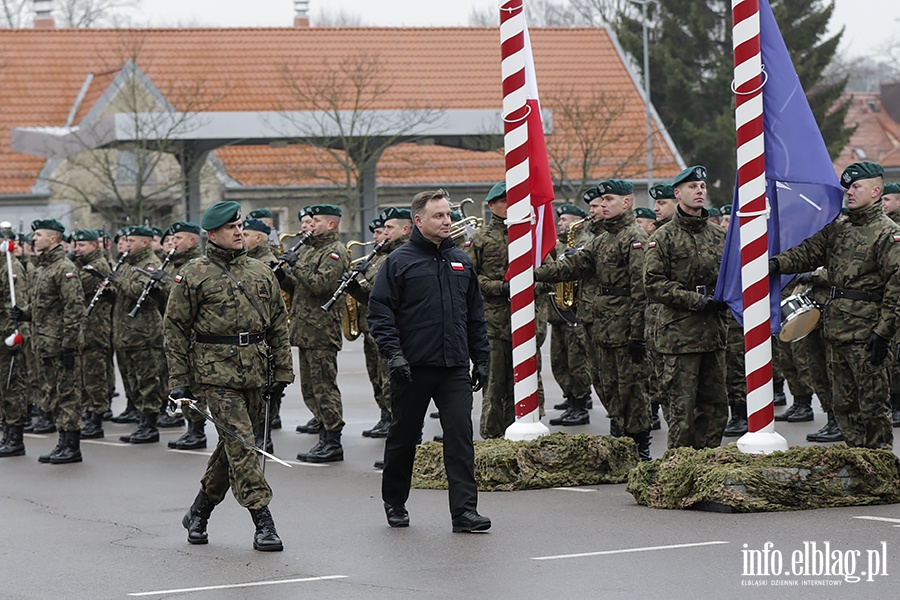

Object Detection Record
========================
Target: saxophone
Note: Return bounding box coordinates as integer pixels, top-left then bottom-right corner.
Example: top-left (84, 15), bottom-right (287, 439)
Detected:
top-left (341, 240), bottom-right (375, 341)
top-left (554, 217), bottom-right (588, 310)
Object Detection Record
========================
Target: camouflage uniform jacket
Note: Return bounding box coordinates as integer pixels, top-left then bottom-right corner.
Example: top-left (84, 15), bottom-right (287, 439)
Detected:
top-left (75, 248), bottom-right (112, 350)
top-left (536, 211), bottom-right (647, 347)
top-left (247, 243), bottom-right (278, 269)
top-left (170, 243), bottom-right (204, 271)
top-left (164, 243), bottom-right (293, 389)
top-left (888, 210), bottom-right (900, 224)
top-left (1, 251), bottom-right (26, 339)
top-left (288, 230), bottom-right (350, 350)
top-left (644, 217), bottom-right (671, 345)
top-left (774, 200), bottom-right (900, 344)
top-left (643, 207), bottom-right (726, 354)
top-left (112, 244), bottom-right (167, 350)
top-left (577, 219), bottom-right (602, 326)
top-left (465, 213), bottom-right (513, 340)
top-left (27, 244), bottom-right (84, 357)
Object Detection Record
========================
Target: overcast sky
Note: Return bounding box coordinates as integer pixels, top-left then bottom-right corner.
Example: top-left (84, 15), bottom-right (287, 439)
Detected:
top-left (132, 0), bottom-right (896, 59)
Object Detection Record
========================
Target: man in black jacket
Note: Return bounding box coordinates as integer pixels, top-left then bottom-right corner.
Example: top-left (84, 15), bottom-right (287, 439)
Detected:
top-left (368, 189), bottom-right (492, 532)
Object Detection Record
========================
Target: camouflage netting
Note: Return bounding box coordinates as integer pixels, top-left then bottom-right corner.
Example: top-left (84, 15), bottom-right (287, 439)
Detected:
top-left (627, 444), bottom-right (900, 512)
top-left (412, 432), bottom-right (639, 491)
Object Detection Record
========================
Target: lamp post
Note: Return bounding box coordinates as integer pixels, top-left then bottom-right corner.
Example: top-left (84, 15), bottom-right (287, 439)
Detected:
top-left (630, 0), bottom-right (654, 190)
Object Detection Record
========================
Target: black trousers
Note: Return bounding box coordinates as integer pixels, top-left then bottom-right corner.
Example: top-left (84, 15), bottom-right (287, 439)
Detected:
top-left (382, 366), bottom-right (478, 518)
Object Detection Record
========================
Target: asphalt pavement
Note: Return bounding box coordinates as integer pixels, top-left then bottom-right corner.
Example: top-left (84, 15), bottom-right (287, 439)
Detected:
top-left (2, 338), bottom-right (899, 599)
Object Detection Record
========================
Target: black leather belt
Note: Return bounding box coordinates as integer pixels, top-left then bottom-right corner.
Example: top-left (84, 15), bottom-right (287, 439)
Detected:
top-left (599, 286), bottom-right (630, 297)
top-left (829, 287), bottom-right (882, 302)
top-left (195, 331), bottom-right (266, 346)
top-left (694, 285), bottom-right (716, 295)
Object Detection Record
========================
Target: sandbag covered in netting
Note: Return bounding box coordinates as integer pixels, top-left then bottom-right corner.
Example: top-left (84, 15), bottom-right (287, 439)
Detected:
top-left (627, 444), bottom-right (900, 512)
top-left (412, 432), bottom-right (639, 491)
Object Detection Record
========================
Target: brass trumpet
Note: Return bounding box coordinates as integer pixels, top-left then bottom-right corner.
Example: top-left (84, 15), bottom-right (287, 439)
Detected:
top-left (449, 198), bottom-right (483, 244)
top-left (554, 217), bottom-right (588, 310)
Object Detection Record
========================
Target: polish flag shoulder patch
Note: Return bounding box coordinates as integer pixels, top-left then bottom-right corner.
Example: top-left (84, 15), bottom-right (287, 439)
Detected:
top-left (648, 241), bottom-right (657, 249)
top-left (632, 242), bottom-right (643, 249)
top-left (65, 272), bottom-right (76, 279)
top-left (464, 241), bottom-right (472, 247)
top-left (329, 252), bottom-right (340, 260)
top-left (174, 274), bottom-right (184, 283)
top-left (893, 234), bottom-right (900, 243)
top-left (450, 261), bottom-right (465, 271)
top-left (11, 274), bottom-right (16, 282)
top-left (147, 266), bottom-right (156, 272)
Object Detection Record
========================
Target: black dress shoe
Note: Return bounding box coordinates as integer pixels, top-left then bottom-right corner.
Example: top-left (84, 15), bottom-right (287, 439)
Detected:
top-left (451, 510), bottom-right (491, 533)
top-left (385, 503), bottom-right (409, 528)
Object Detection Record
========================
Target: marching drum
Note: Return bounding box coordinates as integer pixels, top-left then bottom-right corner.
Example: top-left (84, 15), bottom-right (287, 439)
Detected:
top-left (779, 293), bottom-right (821, 342)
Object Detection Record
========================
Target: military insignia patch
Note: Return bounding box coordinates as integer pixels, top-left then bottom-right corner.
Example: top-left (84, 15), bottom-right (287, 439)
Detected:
top-left (174, 274), bottom-right (183, 283)
top-left (450, 262), bottom-right (465, 271)
top-left (329, 252), bottom-right (340, 260)
top-left (147, 266), bottom-right (155, 272)
top-left (464, 241), bottom-right (472, 247)
top-left (65, 272), bottom-right (75, 279)
top-left (12, 274), bottom-right (16, 281)
top-left (893, 235), bottom-right (900, 243)
top-left (648, 241), bottom-right (657, 248)
top-left (632, 242), bottom-right (643, 249)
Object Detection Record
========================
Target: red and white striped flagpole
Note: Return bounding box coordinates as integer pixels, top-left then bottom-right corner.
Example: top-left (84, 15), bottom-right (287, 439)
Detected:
top-left (731, 0), bottom-right (787, 454)
top-left (500, 0), bottom-right (548, 441)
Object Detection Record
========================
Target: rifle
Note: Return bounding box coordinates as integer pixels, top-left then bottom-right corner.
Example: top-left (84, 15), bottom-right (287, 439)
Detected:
top-left (128, 247), bottom-right (176, 318)
top-left (85, 251), bottom-right (128, 317)
top-left (272, 231), bottom-right (313, 271)
top-left (321, 239), bottom-right (386, 311)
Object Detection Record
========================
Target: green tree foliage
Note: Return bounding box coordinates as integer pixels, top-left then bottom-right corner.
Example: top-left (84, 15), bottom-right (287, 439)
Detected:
top-left (613, 0), bottom-right (852, 201)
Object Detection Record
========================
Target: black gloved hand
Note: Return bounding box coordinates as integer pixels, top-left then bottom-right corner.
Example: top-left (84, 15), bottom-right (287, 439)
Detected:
top-left (866, 332), bottom-right (891, 366)
top-left (279, 250), bottom-right (299, 268)
top-left (471, 362), bottom-right (489, 392)
top-left (8, 305), bottom-right (27, 322)
top-left (699, 296), bottom-right (728, 313)
top-left (264, 381), bottom-right (287, 402)
top-left (563, 247), bottom-right (578, 258)
top-left (148, 268), bottom-right (166, 282)
top-left (628, 339), bottom-right (647, 363)
top-left (59, 347), bottom-right (76, 370)
top-left (388, 353), bottom-right (412, 383)
top-left (169, 385), bottom-right (195, 401)
top-left (794, 272), bottom-right (813, 286)
top-left (501, 281), bottom-right (510, 299)
top-left (351, 260), bottom-right (370, 275)
top-left (768, 258), bottom-right (780, 276)
top-left (106, 268), bottom-right (119, 283)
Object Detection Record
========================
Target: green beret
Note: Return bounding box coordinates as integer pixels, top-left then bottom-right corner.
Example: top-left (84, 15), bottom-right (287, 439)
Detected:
top-left (64, 234), bottom-right (73, 243)
top-left (201, 201), bottom-right (242, 231)
top-left (127, 225), bottom-right (155, 238)
top-left (707, 207), bottom-right (721, 217)
top-left (368, 217), bottom-right (384, 233)
top-left (71, 229), bottom-right (98, 242)
top-left (96, 229), bottom-right (110, 239)
top-left (556, 204), bottom-right (588, 219)
top-left (673, 165), bottom-right (708, 186)
top-left (31, 218), bottom-right (65, 233)
top-left (449, 211), bottom-right (463, 222)
top-left (634, 207), bottom-right (656, 220)
top-left (841, 161), bottom-right (884, 189)
top-left (720, 205), bottom-right (732, 215)
top-left (884, 183), bottom-right (900, 195)
top-left (160, 228), bottom-right (172, 242)
top-left (486, 181), bottom-right (507, 203)
top-left (648, 183), bottom-right (675, 200)
top-left (582, 186), bottom-right (601, 203)
top-left (113, 227), bottom-right (128, 243)
top-left (307, 204), bottom-right (342, 218)
top-left (243, 218), bottom-right (271, 235)
top-left (298, 206), bottom-right (311, 219)
top-left (149, 226), bottom-right (164, 238)
top-left (597, 179), bottom-right (634, 196)
top-left (248, 208), bottom-right (273, 219)
top-left (380, 206), bottom-right (411, 222)
top-left (169, 221), bottom-right (202, 235)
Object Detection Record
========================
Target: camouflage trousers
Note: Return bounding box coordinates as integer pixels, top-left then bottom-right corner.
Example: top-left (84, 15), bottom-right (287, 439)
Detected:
top-left (774, 327), bottom-right (832, 412)
top-left (826, 342), bottom-right (893, 450)
top-left (39, 354), bottom-right (82, 432)
top-left (197, 384), bottom-right (272, 510)
top-left (659, 350), bottom-right (727, 450)
top-left (481, 337), bottom-right (545, 439)
top-left (597, 345), bottom-right (651, 435)
top-left (647, 345), bottom-right (667, 422)
top-left (0, 347), bottom-right (29, 426)
top-left (549, 324), bottom-right (591, 399)
top-left (81, 345), bottom-right (112, 413)
top-left (117, 346), bottom-right (167, 416)
top-left (106, 345), bottom-right (116, 401)
top-left (364, 333), bottom-right (391, 413)
top-left (296, 348), bottom-right (344, 432)
top-left (582, 323), bottom-right (606, 410)
top-left (725, 326), bottom-right (746, 417)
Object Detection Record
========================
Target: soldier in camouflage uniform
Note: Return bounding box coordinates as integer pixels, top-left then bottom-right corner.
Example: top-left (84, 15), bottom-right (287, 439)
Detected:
top-left (537, 180), bottom-right (652, 459)
top-left (465, 182), bottom-right (547, 439)
top-left (0, 232), bottom-right (29, 457)
top-left (71, 229), bottom-right (113, 439)
top-left (279, 204), bottom-right (350, 462)
top-left (882, 182), bottom-right (900, 427)
top-left (545, 204), bottom-right (593, 426)
top-left (167, 201), bottom-right (293, 552)
top-left (771, 162), bottom-right (900, 450)
top-left (644, 166), bottom-right (728, 450)
top-left (14, 235), bottom-right (42, 432)
top-left (112, 226), bottom-right (170, 445)
top-left (9, 219), bottom-right (85, 463)
top-left (109, 227), bottom-right (140, 424)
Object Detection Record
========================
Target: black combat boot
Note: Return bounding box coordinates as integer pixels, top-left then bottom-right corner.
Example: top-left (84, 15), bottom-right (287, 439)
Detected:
top-left (0, 425), bottom-right (25, 457)
top-left (549, 397), bottom-right (574, 426)
top-left (38, 431), bottom-right (66, 463)
top-left (295, 417), bottom-right (320, 434)
top-left (123, 413), bottom-right (160, 444)
top-left (650, 400), bottom-right (661, 430)
top-left (254, 421), bottom-right (274, 454)
top-left (785, 395), bottom-right (814, 422)
top-left (630, 430), bottom-right (652, 462)
top-left (176, 420), bottom-right (207, 450)
top-left (249, 506), bottom-right (283, 551)
top-left (363, 408), bottom-right (391, 438)
top-left (609, 419), bottom-right (623, 437)
top-left (303, 430), bottom-right (344, 463)
top-left (723, 403), bottom-right (749, 437)
top-left (49, 430), bottom-right (82, 464)
top-left (772, 380), bottom-right (787, 406)
top-left (111, 401), bottom-right (141, 423)
top-left (156, 411), bottom-right (185, 428)
top-left (891, 394), bottom-right (900, 428)
top-left (182, 490), bottom-right (215, 545)
top-left (806, 411), bottom-right (843, 442)
top-left (552, 399), bottom-right (569, 411)
top-left (32, 410), bottom-right (56, 434)
top-left (0, 424), bottom-right (7, 447)
top-left (270, 397), bottom-right (282, 430)
top-left (297, 429), bottom-right (326, 461)
top-left (80, 411), bottom-right (105, 439)
top-left (560, 394), bottom-right (590, 426)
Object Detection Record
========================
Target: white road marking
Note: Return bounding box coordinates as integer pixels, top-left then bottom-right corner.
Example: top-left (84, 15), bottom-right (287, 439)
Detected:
top-left (551, 487), bottom-right (596, 493)
top-left (165, 449), bottom-right (328, 468)
top-left (81, 440), bottom-right (132, 447)
top-left (854, 516), bottom-right (900, 527)
top-left (532, 540), bottom-right (730, 561)
top-left (128, 575), bottom-right (348, 596)
top-left (23, 433), bottom-right (49, 439)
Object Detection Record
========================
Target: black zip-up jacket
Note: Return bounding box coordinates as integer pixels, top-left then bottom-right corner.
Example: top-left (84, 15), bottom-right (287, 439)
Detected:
top-left (367, 225), bottom-right (490, 368)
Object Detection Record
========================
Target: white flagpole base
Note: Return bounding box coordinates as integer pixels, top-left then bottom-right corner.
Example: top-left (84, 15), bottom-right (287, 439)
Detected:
top-left (504, 420), bottom-right (550, 442)
top-left (736, 430), bottom-right (788, 455)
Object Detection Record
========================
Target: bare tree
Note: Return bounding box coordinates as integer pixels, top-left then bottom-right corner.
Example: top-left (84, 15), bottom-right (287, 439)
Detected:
top-left (469, 0), bottom-right (592, 27)
top-left (311, 8), bottom-right (365, 27)
top-left (568, 0), bottom-right (637, 26)
top-left (1, 0), bottom-right (139, 27)
top-left (0, 0), bottom-right (28, 26)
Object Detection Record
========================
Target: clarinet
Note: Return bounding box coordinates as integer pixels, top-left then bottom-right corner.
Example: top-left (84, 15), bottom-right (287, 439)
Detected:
top-left (321, 239), bottom-right (386, 311)
top-left (273, 231), bottom-right (313, 272)
top-left (85, 252), bottom-right (128, 317)
top-left (128, 248), bottom-right (176, 318)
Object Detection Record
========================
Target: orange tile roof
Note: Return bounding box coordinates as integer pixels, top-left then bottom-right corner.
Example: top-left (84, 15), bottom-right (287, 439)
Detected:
top-left (0, 27), bottom-right (682, 195)
top-left (834, 93), bottom-right (900, 171)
